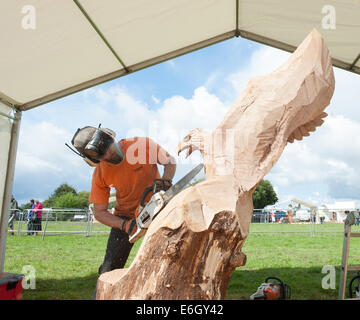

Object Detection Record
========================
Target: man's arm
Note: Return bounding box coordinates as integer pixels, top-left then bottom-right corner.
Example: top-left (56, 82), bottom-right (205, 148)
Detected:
top-left (93, 203), bottom-right (128, 229)
top-left (162, 155), bottom-right (176, 181)
top-left (151, 138), bottom-right (176, 181)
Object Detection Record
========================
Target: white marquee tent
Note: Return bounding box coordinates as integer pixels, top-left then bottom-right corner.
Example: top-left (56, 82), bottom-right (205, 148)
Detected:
top-left (1, 0), bottom-right (359, 272)
top-left (320, 201), bottom-right (357, 222)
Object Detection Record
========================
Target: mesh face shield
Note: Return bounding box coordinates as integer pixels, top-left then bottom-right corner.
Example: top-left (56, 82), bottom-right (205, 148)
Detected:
top-left (83, 128), bottom-right (115, 160)
top-left (66, 126), bottom-right (123, 165)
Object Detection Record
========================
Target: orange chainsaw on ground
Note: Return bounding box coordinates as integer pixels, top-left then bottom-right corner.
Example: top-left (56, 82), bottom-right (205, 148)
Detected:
top-left (250, 276), bottom-right (291, 300)
top-left (129, 163), bottom-right (204, 243)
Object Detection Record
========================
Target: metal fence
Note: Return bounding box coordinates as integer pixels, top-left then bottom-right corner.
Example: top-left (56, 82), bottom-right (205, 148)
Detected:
top-left (7, 208), bottom-right (110, 240)
top-left (251, 208), bottom-right (360, 236)
top-left (7, 207), bottom-right (360, 239)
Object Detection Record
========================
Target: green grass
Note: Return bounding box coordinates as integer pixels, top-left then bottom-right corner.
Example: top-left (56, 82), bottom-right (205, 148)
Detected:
top-left (4, 232), bottom-right (141, 300)
top-left (229, 229), bottom-right (360, 300)
top-left (4, 222), bottom-right (360, 300)
top-left (11, 220), bottom-right (111, 234)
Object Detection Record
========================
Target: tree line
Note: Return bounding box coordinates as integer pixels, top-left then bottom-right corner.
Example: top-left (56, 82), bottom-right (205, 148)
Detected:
top-left (21, 183), bottom-right (90, 210)
top-left (21, 179), bottom-right (278, 212)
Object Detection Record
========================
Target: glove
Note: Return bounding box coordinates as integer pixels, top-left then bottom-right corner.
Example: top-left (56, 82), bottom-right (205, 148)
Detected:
top-left (119, 216), bottom-right (137, 237)
top-left (152, 179), bottom-right (172, 193)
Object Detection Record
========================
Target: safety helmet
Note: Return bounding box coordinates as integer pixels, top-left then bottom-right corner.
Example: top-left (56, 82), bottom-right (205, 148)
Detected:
top-left (66, 125), bottom-right (123, 166)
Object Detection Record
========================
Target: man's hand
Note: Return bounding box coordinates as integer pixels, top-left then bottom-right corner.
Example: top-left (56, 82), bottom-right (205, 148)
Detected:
top-left (153, 179), bottom-right (172, 193)
top-left (121, 218), bottom-right (137, 237)
top-left (93, 203), bottom-right (137, 236)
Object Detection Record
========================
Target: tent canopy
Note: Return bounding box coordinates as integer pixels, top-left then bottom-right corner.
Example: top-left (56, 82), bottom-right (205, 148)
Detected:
top-left (1, 0), bottom-right (359, 111)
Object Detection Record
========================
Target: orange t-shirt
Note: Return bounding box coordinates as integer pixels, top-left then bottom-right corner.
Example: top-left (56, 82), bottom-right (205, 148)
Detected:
top-left (89, 137), bottom-right (170, 218)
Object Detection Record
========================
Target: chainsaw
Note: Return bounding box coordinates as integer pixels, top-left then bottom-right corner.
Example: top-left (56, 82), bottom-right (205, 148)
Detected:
top-left (250, 276), bottom-right (291, 300)
top-left (348, 272), bottom-right (360, 299)
top-left (129, 163), bottom-right (204, 243)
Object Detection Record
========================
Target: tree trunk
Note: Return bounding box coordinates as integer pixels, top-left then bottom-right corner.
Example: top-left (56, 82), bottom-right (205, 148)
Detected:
top-left (97, 177), bottom-right (251, 299)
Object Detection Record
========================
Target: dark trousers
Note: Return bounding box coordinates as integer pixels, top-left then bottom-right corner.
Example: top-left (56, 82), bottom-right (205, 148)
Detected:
top-left (33, 217), bottom-right (42, 231)
top-left (93, 227), bottom-right (134, 299)
top-left (26, 220), bottom-right (33, 235)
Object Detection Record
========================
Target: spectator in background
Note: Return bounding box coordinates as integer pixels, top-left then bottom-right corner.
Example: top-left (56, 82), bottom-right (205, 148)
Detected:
top-left (271, 211), bottom-right (276, 223)
top-left (8, 195), bottom-right (19, 235)
top-left (27, 199), bottom-right (35, 235)
top-left (10, 195), bottom-right (18, 213)
top-left (319, 210), bottom-right (325, 224)
top-left (33, 200), bottom-right (43, 236)
top-left (332, 211), bottom-right (337, 223)
top-left (287, 205), bottom-right (294, 224)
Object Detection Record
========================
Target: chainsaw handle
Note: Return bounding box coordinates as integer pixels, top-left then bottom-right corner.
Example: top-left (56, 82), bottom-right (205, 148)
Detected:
top-left (140, 179), bottom-right (172, 207)
top-left (140, 185), bottom-right (154, 207)
top-left (348, 272), bottom-right (360, 298)
top-left (265, 276), bottom-right (283, 283)
top-left (153, 179), bottom-right (172, 191)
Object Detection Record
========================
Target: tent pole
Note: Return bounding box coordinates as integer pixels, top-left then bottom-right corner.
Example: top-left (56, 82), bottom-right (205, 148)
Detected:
top-left (235, 0), bottom-right (240, 37)
top-left (0, 110), bottom-right (22, 273)
top-left (350, 53), bottom-right (360, 71)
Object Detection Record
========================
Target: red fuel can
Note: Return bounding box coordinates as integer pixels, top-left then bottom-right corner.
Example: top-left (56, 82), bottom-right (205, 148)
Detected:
top-left (0, 273), bottom-right (24, 300)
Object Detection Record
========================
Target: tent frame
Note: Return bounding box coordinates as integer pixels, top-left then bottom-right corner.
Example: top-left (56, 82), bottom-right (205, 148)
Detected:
top-left (1, 0), bottom-right (359, 112)
top-left (9, 28), bottom-right (360, 112)
top-left (6, 28), bottom-right (359, 113)
top-left (0, 110), bottom-right (22, 272)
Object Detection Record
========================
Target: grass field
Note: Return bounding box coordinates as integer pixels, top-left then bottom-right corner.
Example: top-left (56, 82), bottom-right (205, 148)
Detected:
top-left (4, 222), bottom-right (360, 300)
top-left (11, 220), bottom-right (111, 235)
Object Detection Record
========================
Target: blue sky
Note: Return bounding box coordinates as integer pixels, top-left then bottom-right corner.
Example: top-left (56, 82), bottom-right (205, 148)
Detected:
top-left (12, 36), bottom-right (360, 209)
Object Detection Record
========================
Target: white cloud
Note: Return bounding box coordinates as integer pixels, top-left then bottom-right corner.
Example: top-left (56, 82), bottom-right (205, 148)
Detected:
top-left (16, 152), bottom-right (61, 173)
top-left (166, 60), bottom-right (176, 69)
top-left (14, 84), bottom-right (228, 203)
top-left (329, 67), bottom-right (360, 121)
top-left (267, 113), bottom-right (360, 203)
top-left (17, 121), bottom-right (73, 168)
top-left (88, 85), bottom-right (229, 157)
top-left (151, 95), bottom-right (160, 105)
top-left (14, 120), bottom-right (94, 203)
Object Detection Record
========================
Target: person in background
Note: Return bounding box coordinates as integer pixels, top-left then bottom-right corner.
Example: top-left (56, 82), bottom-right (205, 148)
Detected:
top-left (319, 210), bottom-right (325, 224)
top-left (287, 205), bottom-right (294, 224)
top-left (27, 199), bottom-right (35, 235)
top-left (332, 211), bottom-right (337, 223)
top-left (8, 195), bottom-right (18, 235)
top-left (33, 200), bottom-right (43, 236)
top-left (10, 195), bottom-right (18, 212)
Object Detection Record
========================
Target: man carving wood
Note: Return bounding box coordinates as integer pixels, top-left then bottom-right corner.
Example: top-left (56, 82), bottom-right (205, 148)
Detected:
top-left (96, 29), bottom-right (335, 299)
top-left (67, 126), bottom-right (176, 296)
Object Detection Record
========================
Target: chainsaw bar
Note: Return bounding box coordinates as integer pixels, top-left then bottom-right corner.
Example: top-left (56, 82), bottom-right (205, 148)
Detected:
top-left (162, 163), bottom-right (204, 205)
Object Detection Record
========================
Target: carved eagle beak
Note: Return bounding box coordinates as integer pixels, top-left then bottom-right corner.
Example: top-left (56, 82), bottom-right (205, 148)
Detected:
top-left (177, 128), bottom-right (208, 159)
